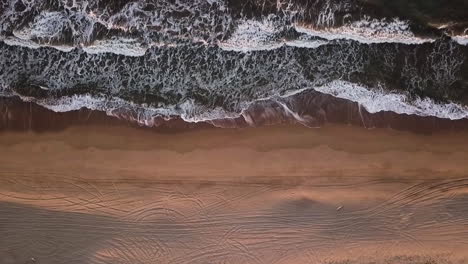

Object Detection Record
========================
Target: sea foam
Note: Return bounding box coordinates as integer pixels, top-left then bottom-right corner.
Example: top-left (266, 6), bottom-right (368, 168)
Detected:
top-left (313, 80), bottom-right (468, 120)
top-left (295, 17), bottom-right (435, 44)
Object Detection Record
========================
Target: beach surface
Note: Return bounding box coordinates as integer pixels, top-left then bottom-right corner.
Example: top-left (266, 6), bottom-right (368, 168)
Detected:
top-left (1, 118), bottom-right (468, 264)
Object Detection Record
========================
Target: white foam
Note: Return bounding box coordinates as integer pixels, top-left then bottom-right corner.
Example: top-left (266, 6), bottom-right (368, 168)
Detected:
top-left (218, 18), bottom-right (284, 52)
top-left (15, 93), bottom-right (176, 126)
top-left (178, 100), bottom-right (240, 122)
top-left (295, 17), bottom-right (435, 44)
top-left (27, 11), bottom-right (69, 40)
top-left (17, 93), bottom-right (112, 112)
top-left (3, 10), bottom-right (147, 56)
top-left (3, 37), bottom-right (76, 52)
top-left (8, 11), bottom-right (81, 50)
top-left (285, 37), bottom-right (329, 49)
top-left (2, 36), bottom-right (154, 56)
top-left (313, 80), bottom-right (468, 120)
top-left (14, 93), bottom-right (242, 126)
top-left (452, 35), bottom-right (468, 46)
top-left (82, 38), bottom-right (148, 57)
top-left (219, 19), bottom-right (329, 52)
top-left (3, 37), bottom-right (41, 49)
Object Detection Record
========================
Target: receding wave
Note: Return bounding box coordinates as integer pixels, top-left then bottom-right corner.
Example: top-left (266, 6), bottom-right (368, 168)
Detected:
top-left (8, 77), bottom-right (468, 129)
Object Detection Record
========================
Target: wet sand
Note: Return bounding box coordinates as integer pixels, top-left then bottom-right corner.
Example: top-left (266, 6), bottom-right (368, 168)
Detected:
top-left (1, 117), bottom-right (468, 263)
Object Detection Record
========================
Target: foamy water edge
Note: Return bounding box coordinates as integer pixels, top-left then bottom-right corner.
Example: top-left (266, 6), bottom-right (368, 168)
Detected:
top-left (5, 80), bottom-right (468, 129)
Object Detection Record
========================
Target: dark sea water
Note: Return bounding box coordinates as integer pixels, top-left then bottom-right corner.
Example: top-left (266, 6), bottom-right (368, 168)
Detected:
top-left (0, 0), bottom-right (467, 126)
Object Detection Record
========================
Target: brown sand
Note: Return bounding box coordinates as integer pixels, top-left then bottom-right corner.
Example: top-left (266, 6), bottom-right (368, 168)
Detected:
top-left (1, 123), bottom-right (468, 264)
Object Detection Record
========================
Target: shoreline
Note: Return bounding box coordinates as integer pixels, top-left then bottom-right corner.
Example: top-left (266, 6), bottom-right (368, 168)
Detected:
top-left (3, 95), bottom-right (468, 134)
top-left (2, 109), bottom-right (468, 180)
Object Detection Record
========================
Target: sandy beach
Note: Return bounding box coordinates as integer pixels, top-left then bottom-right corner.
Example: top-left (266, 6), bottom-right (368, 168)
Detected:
top-left (2, 123), bottom-right (468, 179)
top-left (1, 117), bottom-right (468, 264)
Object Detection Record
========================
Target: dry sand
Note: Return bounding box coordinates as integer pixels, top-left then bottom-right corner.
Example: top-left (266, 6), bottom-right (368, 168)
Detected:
top-left (1, 123), bottom-right (468, 264)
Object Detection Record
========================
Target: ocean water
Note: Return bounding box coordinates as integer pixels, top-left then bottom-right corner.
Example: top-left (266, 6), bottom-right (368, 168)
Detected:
top-left (0, 0), bottom-right (467, 126)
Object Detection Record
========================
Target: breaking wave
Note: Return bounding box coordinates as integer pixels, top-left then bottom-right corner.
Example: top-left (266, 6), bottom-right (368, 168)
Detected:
top-left (1, 0), bottom-right (468, 127)
top-left (314, 81), bottom-right (468, 120)
top-left (294, 17), bottom-right (435, 44)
